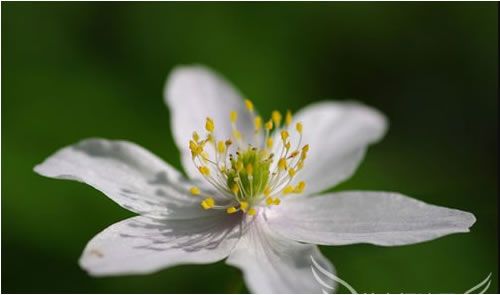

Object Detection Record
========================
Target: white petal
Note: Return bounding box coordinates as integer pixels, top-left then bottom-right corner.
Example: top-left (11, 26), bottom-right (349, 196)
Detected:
top-left (80, 214), bottom-right (242, 276)
top-left (283, 101), bottom-right (387, 195)
top-left (165, 65), bottom-right (259, 181)
top-left (226, 216), bottom-right (336, 293)
top-left (266, 191), bottom-right (476, 246)
top-left (34, 138), bottom-right (211, 219)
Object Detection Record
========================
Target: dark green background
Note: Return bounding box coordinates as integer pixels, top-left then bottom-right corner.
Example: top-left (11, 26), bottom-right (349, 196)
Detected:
top-left (2, 2), bottom-right (498, 293)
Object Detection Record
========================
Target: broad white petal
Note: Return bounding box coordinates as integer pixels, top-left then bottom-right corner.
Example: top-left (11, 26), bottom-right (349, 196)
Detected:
top-left (34, 138), bottom-right (212, 219)
top-left (267, 191), bottom-right (476, 246)
top-left (280, 101), bottom-right (387, 195)
top-left (226, 216), bottom-right (336, 293)
top-left (80, 214), bottom-right (242, 276)
top-left (165, 65), bottom-right (259, 181)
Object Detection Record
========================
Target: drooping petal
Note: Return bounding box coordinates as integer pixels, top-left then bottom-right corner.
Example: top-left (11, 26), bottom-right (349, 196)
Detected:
top-left (279, 101), bottom-right (387, 195)
top-left (165, 65), bottom-right (259, 180)
top-left (80, 214), bottom-right (242, 276)
top-left (226, 216), bottom-right (336, 293)
top-left (266, 191), bottom-right (476, 246)
top-left (34, 138), bottom-right (213, 219)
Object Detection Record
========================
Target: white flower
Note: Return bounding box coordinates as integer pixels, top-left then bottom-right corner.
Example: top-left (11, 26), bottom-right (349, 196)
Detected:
top-left (34, 65), bottom-right (476, 293)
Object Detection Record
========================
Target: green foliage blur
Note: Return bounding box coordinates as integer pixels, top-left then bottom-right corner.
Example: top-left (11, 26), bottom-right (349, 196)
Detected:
top-left (2, 2), bottom-right (498, 293)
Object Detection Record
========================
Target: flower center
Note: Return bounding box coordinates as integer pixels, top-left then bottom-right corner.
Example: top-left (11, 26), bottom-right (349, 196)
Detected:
top-left (188, 100), bottom-right (309, 216)
top-left (227, 148), bottom-right (271, 204)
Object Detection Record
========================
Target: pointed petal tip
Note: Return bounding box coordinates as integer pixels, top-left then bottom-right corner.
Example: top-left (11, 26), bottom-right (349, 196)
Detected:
top-left (78, 254), bottom-right (159, 277)
top-left (33, 160), bottom-right (60, 178)
top-left (78, 256), bottom-right (102, 277)
top-left (33, 163), bottom-right (43, 175)
top-left (463, 211), bottom-right (477, 229)
top-left (267, 191), bottom-right (478, 247)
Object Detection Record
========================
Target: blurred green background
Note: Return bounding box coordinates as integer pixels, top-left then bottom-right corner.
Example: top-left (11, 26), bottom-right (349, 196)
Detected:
top-left (2, 2), bottom-right (498, 293)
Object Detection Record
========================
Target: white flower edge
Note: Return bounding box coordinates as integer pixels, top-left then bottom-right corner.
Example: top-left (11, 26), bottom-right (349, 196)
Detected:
top-left (79, 214), bottom-right (242, 276)
top-left (226, 216), bottom-right (337, 294)
top-left (33, 138), bottom-right (220, 220)
top-left (265, 191), bottom-right (476, 246)
top-left (165, 65), bottom-right (388, 195)
top-left (165, 65), bottom-right (261, 184)
top-left (32, 65), bottom-right (477, 294)
top-left (271, 100), bottom-right (388, 196)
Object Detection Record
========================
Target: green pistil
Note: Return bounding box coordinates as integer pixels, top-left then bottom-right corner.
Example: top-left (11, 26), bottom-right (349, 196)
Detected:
top-left (226, 148), bottom-right (271, 204)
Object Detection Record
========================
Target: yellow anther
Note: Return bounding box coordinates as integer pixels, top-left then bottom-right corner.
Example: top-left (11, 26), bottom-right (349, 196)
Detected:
top-left (190, 187), bottom-right (201, 195)
top-left (263, 185), bottom-right (271, 197)
top-left (244, 99), bottom-right (254, 112)
top-left (226, 207), bottom-right (238, 214)
top-left (200, 201), bottom-right (209, 209)
top-left (272, 110), bottom-right (282, 127)
top-left (278, 158), bottom-right (287, 170)
top-left (266, 137), bottom-right (274, 149)
top-left (189, 140), bottom-right (203, 158)
top-left (265, 119), bottom-right (273, 131)
top-left (231, 184), bottom-right (240, 194)
top-left (205, 117), bottom-right (215, 132)
top-left (283, 185), bottom-right (294, 194)
top-left (193, 148), bottom-right (203, 158)
top-left (266, 197), bottom-right (280, 206)
top-left (285, 110), bottom-right (293, 126)
top-left (192, 131), bottom-right (200, 142)
top-left (230, 111), bottom-right (238, 123)
top-left (233, 129), bottom-right (242, 140)
top-left (217, 141), bottom-right (226, 153)
top-left (200, 197), bottom-right (215, 209)
top-left (189, 140), bottom-right (197, 151)
top-left (301, 149), bottom-right (308, 158)
top-left (254, 116), bottom-right (262, 130)
top-left (189, 101), bottom-right (310, 215)
top-left (240, 201), bottom-right (249, 211)
top-left (198, 166), bottom-right (210, 176)
top-left (246, 163), bottom-right (254, 176)
top-left (295, 181), bottom-right (306, 193)
top-left (296, 122), bottom-right (303, 134)
top-left (280, 130), bottom-right (289, 141)
top-left (300, 151), bottom-right (307, 161)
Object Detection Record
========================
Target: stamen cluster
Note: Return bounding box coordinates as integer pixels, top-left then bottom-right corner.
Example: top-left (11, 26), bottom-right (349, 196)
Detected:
top-left (188, 100), bottom-right (309, 216)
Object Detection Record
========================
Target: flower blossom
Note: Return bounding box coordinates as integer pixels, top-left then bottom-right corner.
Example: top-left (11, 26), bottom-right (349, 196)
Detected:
top-left (34, 65), bottom-right (476, 293)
